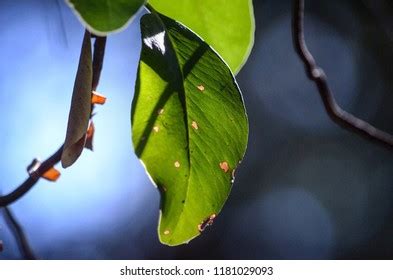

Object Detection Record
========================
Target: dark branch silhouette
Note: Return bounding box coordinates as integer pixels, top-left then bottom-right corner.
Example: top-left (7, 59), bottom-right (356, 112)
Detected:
top-left (2, 206), bottom-right (37, 259)
top-left (293, 0), bottom-right (393, 149)
top-left (92, 36), bottom-right (106, 92)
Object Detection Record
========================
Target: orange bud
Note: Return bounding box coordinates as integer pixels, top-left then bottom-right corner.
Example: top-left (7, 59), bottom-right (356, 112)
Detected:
top-left (42, 167), bottom-right (61, 182)
top-left (91, 91), bottom-right (107, 105)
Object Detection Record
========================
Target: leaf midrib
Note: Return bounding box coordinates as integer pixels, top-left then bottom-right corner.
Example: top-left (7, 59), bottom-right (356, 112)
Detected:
top-left (156, 15), bottom-right (194, 241)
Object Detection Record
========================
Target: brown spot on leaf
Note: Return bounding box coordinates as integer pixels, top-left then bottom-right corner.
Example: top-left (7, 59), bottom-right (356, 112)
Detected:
top-left (198, 214), bottom-right (217, 232)
top-left (219, 161), bottom-right (229, 173)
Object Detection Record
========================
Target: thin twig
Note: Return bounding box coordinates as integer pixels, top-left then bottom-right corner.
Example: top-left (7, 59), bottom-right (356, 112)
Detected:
top-left (2, 206), bottom-right (37, 259)
top-left (0, 146), bottom-right (63, 207)
top-left (292, 0), bottom-right (393, 148)
top-left (0, 33), bottom-right (106, 208)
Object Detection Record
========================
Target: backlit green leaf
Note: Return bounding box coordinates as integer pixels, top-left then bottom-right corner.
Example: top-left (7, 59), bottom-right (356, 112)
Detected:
top-left (66, 0), bottom-right (146, 35)
top-left (147, 0), bottom-right (255, 73)
top-left (132, 12), bottom-right (248, 246)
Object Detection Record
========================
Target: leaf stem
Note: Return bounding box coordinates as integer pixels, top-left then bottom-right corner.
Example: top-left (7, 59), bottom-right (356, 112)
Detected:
top-left (292, 0), bottom-right (393, 149)
top-left (92, 36), bottom-right (106, 92)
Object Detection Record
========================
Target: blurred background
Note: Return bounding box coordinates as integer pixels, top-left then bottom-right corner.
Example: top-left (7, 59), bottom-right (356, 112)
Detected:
top-left (1, 0), bottom-right (393, 259)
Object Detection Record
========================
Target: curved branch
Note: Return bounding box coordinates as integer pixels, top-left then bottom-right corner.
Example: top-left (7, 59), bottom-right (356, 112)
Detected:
top-left (292, 0), bottom-right (393, 148)
top-left (0, 33), bottom-right (106, 208)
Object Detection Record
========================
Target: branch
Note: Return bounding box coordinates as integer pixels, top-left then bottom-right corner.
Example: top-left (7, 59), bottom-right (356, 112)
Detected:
top-left (92, 36), bottom-right (106, 92)
top-left (2, 206), bottom-right (37, 259)
top-left (292, 0), bottom-right (393, 149)
top-left (0, 33), bottom-right (106, 208)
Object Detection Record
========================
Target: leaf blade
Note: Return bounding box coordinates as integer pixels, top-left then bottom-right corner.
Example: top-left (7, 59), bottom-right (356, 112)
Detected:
top-left (132, 13), bottom-right (248, 246)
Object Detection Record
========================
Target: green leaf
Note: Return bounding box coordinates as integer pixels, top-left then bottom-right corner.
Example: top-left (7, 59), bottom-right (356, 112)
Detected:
top-left (132, 12), bottom-right (248, 246)
top-left (62, 31), bottom-right (92, 168)
top-left (66, 0), bottom-right (146, 35)
top-left (147, 0), bottom-right (255, 74)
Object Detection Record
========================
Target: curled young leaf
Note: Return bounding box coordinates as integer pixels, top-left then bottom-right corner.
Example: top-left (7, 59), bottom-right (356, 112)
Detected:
top-left (132, 13), bottom-right (248, 246)
top-left (61, 31), bottom-right (93, 168)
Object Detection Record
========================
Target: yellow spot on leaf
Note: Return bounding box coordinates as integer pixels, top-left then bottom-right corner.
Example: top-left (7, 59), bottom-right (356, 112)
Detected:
top-left (191, 121), bottom-right (199, 130)
top-left (197, 85), bottom-right (205, 92)
top-left (153, 126), bottom-right (160, 133)
top-left (174, 161), bottom-right (180, 168)
top-left (164, 230), bottom-right (170, 235)
top-left (158, 108), bottom-right (164, 115)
